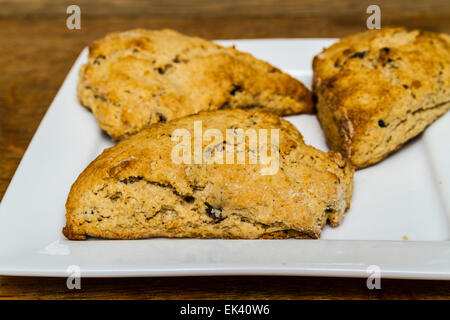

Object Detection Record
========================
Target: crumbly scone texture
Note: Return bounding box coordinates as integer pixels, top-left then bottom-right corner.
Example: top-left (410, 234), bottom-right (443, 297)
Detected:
top-left (78, 28), bottom-right (313, 140)
top-left (313, 27), bottom-right (450, 169)
top-left (63, 109), bottom-right (353, 240)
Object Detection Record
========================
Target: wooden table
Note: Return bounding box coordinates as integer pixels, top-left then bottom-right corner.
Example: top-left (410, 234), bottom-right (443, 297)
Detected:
top-left (0, 0), bottom-right (449, 300)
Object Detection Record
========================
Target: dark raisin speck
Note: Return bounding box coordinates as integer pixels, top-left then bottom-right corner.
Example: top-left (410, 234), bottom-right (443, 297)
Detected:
top-left (349, 51), bottom-right (367, 59)
top-left (109, 192), bottom-right (122, 201)
top-left (93, 55), bottom-right (106, 65)
top-left (121, 176), bottom-right (143, 184)
top-left (378, 120), bottom-right (387, 128)
top-left (157, 114), bottom-right (167, 122)
top-left (325, 205), bottom-right (334, 213)
top-left (230, 84), bottom-right (242, 96)
top-left (381, 47), bottom-right (390, 53)
top-left (205, 202), bottom-right (224, 222)
top-left (93, 94), bottom-right (107, 102)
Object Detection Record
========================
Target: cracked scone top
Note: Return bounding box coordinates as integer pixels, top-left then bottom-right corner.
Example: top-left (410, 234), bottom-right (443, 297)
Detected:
top-left (313, 27), bottom-right (450, 168)
top-left (63, 110), bottom-right (353, 240)
top-left (78, 28), bottom-right (313, 140)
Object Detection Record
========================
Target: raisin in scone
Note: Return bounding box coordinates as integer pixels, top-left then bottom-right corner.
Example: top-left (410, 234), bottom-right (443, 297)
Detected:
top-left (313, 27), bottom-right (450, 168)
top-left (78, 29), bottom-right (313, 140)
top-left (63, 109), bottom-right (353, 240)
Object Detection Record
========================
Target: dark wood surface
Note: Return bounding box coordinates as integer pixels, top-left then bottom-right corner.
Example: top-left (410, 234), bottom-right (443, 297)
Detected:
top-left (0, 0), bottom-right (449, 300)
top-left (0, 276), bottom-right (449, 300)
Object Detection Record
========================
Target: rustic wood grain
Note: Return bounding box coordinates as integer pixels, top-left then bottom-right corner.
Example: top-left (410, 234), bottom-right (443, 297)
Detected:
top-left (0, 276), bottom-right (449, 300)
top-left (0, 0), bottom-right (449, 18)
top-left (0, 0), bottom-right (449, 300)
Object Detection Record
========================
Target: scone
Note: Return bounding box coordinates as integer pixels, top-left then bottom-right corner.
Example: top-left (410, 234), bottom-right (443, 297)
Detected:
top-left (78, 29), bottom-right (313, 140)
top-left (63, 109), bottom-right (353, 240)
top-left (313, 27), bottom-right (450, 168)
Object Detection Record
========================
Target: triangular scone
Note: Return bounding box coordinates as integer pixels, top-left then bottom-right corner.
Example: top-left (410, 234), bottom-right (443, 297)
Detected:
top-left (313, 28), bottom-right (450, 169)
top-left (78, 29), bottom-right (313, 140)
top-left (63, 110), bottom-right (353, 240)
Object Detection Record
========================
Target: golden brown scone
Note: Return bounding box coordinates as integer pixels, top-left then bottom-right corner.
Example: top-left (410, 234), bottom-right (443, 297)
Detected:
top-left (313, 27), bottom-right (450, 169)
top-left (78, 29), bottom-right (313, 140)
top-left (63, 110), bottom-right (353, 240)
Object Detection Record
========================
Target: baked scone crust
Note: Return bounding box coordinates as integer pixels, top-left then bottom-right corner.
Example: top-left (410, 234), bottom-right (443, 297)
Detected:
top-left (78, 29), bottom-right (313, 140)
top-left (63, 110), bottom-right (353, 240)
top-left (313, 27), bottom-right (450, 168)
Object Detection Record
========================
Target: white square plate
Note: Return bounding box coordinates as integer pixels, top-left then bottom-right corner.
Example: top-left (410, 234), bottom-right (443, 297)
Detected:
top-left (0, 39), bottom-right (449, 279)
